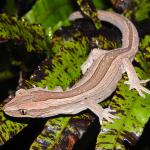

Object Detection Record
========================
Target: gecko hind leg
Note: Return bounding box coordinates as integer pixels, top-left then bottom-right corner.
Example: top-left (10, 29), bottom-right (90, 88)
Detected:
top-left (83, 99), bottom-right (119, 124)
top-left (123, 58), bottom-right (150, 98)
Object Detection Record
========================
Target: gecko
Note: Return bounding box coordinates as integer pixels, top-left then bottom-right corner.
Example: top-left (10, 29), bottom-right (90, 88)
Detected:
top-left (3, 10), bottom-right (150, 124)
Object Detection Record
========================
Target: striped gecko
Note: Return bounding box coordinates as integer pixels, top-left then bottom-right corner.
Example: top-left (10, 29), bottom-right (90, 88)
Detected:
top-left (3, 10), bottom-right (150, 124)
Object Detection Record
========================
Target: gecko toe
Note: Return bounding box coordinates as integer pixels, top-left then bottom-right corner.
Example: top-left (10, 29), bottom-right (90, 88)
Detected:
top-left (140, 79), bottom-right (150, 84)
top-left (125, 79), bottom-right (150, 98)
top-left (101, 108), bottom-right (119, 123)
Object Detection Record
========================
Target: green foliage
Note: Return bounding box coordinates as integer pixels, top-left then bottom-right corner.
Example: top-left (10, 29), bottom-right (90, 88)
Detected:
top-left (134, 35), bottom-right (150, 77)
top-left (139, 35), bottom-right (150, 59)
top-left (0, 13), bottom-right (50, 52)
top-left (24, 0), bottom-right (106, 34)
top-left (93, 0), bottom-right (106, 9)
top-left (24, 0), bottom-right (73, 29)
top-left (134, 0), bottom-right (150, 21)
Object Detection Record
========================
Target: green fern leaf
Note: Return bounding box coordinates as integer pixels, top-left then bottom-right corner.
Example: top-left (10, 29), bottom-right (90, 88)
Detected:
top-left (0, 13), bottom-right (50, 52)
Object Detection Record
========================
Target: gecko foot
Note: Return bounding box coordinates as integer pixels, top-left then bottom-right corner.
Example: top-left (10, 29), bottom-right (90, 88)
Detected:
top-left (98, 108), bottom-right (119, 124)
top-left (124, 79), bottom-right (150, 98)
top-left (84, 99), bottom-right (119, 125)
top-left (102, 108), bottom-right (119, 123)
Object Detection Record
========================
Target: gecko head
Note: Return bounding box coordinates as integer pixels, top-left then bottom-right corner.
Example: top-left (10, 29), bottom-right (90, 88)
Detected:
top-left (3, 89), bottom-right (33, 117)
top-left (3, 88), bottom-right (50, 118)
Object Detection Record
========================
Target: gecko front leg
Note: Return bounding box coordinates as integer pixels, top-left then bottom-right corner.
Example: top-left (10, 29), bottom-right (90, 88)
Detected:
top-left (82, 99), bottom-right (118, 124)
top-left (81, 48), bottom-right (107, 74)
top-left (123, 58), bottom-right (150, 98)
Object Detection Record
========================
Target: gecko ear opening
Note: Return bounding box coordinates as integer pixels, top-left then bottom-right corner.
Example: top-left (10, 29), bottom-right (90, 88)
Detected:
top-left (15, 89), bottom-right (27, 97)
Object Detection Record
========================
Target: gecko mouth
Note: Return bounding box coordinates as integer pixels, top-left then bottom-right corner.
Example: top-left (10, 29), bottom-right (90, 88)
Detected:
top-left (3, 109), bottom-right (23, 117)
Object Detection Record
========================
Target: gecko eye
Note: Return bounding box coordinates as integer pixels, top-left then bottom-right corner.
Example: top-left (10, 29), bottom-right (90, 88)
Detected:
top-left (19, 109), bottom-right (27, 115)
